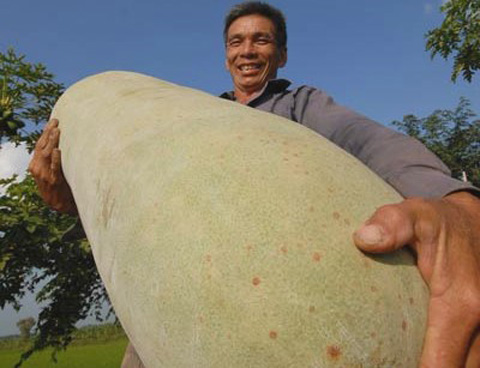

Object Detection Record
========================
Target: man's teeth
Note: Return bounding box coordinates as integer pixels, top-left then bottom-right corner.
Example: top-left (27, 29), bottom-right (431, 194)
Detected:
top-left (240, 65), bottom-right (260, 71)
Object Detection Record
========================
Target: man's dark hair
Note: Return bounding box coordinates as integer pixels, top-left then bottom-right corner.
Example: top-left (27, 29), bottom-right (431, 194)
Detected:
top-left (224, 1), bottom-right (287, 49)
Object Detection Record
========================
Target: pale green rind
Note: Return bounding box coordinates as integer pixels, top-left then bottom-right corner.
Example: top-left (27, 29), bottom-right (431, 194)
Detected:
top-left (53, 71), bottom-right (428, 367)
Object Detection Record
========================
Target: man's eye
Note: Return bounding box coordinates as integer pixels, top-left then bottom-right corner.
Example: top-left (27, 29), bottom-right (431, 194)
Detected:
top-left (228, 40), bottom-right (241, 47)
top-left (256, 38), bottom-right (271, 45)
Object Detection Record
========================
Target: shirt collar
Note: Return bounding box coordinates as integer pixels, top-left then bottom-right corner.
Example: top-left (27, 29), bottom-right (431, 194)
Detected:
top-left (219, 79), bottom-right (291, 104)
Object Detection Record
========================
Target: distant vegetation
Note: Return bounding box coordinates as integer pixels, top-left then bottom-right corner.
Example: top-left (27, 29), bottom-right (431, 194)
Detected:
top-left (16, 318), bottom-right (35, 341)
top-left (0, 324), bottom-right (127, 368)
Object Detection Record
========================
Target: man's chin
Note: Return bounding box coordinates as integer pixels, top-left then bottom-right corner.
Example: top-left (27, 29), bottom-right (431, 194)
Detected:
top-left (237, 79), bottom-right (266, 92)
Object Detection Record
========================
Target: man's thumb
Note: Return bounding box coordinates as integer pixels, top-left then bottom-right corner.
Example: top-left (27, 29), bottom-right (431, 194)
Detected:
top-left (353, 203), bottom-right (416, 253)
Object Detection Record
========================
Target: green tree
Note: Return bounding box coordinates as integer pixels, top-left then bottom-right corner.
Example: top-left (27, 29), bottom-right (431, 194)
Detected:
top-left (16, 317), bottom-right (35, 340)
top-left (426, 0), bottom-right (480, 83)
top-left (0, 48), bottom-right (63, 147)
top-left (0, 48), bottom-right (110, 367)
top-left (393, 97), bottom-right (479, 187)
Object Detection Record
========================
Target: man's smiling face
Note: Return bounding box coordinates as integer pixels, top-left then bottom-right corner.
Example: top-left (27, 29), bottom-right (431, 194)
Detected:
top-left (225, 14), bottom-right (287, 99)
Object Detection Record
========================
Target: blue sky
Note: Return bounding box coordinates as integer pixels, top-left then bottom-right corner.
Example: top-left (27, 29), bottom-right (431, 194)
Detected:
top-left (0, 0), bottom-right (479, 336)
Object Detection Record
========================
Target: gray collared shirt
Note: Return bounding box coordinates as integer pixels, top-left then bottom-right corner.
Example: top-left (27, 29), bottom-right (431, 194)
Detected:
top-left (220, 79), bottom-right (478, 198)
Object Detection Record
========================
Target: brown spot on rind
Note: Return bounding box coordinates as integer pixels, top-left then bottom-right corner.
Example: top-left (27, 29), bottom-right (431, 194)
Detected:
top-left (343, 218), bottom-right (351, 226)
top-left (370, 286), bottom-right (378, 292)
top-left (252, 277), bottom-right (261, 286)
top-left (309, 306), bottom-right (315, 313)
top-left (409, 297), bottom-right (414, 305)
top-left (269, 331), bottom-right (278, 339)
top-left (402, 320), bottom-right (407, 331)
top-left (332, 212), bottom-right (341, 220)
top-left (205, 255), bottom-right (212, 262)
top-left (280, 246), bottom-right (288, 254)
top-left (312, 252), bottom-right (321, 262)
top-left (326, 345), bottom-right (342, 360)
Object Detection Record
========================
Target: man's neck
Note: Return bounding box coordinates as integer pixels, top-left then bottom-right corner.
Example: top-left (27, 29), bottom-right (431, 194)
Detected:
top-left (234, 81), bottom-right (272, 105)
top-left (234, 89), bottom-right (261, 105)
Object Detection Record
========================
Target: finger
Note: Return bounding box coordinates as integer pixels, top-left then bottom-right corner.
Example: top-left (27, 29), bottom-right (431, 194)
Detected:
top-left (43, 128), bottom-right (60, 156)
top-left (50, 148), bottom-right (63, 183)
top-left (466, 327), bottom-right (480, 368)
top-left (420, 297), bottom-right (477, 368)
top-left (29, 121), bottom-right (59, 176)
top-left (353, 201), bottom-right (416, 253)
top-left (50, 148), bottom-right (62, 182)
top-left (36, 118), bottom-right (58, 150)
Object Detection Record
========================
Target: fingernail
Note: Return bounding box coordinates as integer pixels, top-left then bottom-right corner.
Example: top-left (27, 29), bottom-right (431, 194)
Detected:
top-left (355, 224), bottom-right (385, 246)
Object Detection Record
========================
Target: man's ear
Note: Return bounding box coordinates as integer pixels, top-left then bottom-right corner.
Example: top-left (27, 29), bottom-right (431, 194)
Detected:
top-left (279, 47), bottom-right (288, 68)
top-left (225, 58), bottom-right (230, 71)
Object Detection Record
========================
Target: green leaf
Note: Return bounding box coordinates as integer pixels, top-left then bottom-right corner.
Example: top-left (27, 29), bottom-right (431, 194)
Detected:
top-left (7, 120), bottom-right (18, 130)
top-left (26, 224), bottom-right (37, 233)
top-left (425, 0), bottom-right (480, 83)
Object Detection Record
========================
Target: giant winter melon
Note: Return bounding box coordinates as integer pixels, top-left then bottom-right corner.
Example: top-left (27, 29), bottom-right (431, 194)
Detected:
top-left (52, 71), bottom-right (428, 367)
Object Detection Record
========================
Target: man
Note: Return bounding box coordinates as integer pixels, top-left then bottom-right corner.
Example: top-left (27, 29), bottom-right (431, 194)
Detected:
top-left (30, 2), bottom-right (480, 367)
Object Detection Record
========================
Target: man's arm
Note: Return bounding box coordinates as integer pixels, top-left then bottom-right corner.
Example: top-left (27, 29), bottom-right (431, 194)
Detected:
top-left (291, 86), bottom-right (478, 198)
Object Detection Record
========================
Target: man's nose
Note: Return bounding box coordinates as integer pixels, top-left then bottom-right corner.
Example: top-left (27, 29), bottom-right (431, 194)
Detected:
top-left (239, 40), bottom-right (257, 58)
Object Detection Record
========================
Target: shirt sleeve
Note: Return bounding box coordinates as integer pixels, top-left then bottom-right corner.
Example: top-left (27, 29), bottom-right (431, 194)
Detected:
top-left (291, 86), bottom-right (479, 198)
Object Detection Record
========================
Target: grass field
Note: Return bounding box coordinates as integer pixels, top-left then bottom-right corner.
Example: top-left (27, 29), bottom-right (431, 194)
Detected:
top-left (0, 325), bottom-right (129, 368)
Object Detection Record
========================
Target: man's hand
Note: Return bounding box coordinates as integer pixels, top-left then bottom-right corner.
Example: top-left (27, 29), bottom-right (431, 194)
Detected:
top-left (28, 118), bottom-right (78, 215)
top-left (353, 192), bottom-right (480, 368)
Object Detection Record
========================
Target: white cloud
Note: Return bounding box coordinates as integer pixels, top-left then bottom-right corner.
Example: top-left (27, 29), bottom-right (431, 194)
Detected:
top-left (424, 3), bottom-right (434, 15)
top-left (0, 142), bottom-right (31, 194)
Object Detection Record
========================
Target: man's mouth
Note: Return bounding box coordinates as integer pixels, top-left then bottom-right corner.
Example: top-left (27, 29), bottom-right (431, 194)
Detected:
top-left (238, 64), bottom-right (262, 72)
